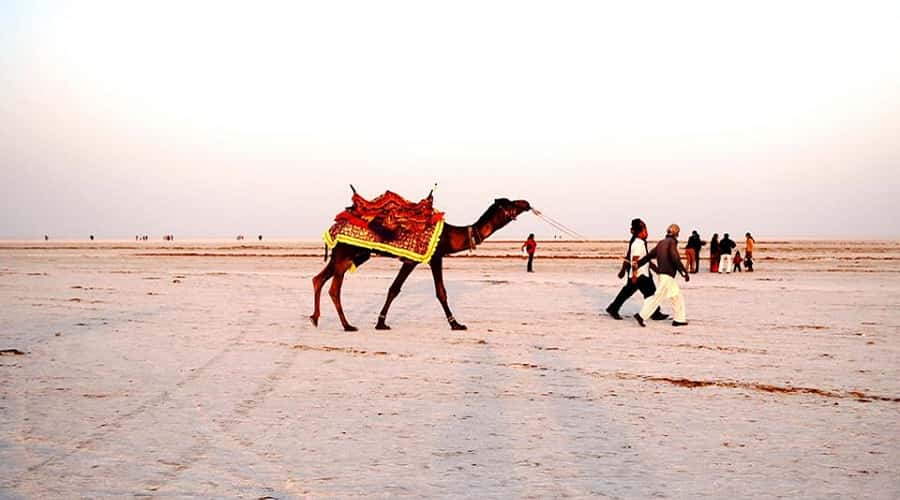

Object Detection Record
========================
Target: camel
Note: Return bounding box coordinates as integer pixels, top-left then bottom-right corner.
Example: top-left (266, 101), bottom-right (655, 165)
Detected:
top-left (310, 198), bottom-right (532, 331)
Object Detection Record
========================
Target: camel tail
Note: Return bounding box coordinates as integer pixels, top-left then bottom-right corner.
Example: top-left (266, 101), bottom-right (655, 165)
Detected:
top-left (324, 244), bottom-right (328, 262)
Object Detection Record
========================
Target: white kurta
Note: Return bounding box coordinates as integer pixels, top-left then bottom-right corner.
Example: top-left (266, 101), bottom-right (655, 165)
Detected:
top-left (629, 239), bottom-right (650, 279)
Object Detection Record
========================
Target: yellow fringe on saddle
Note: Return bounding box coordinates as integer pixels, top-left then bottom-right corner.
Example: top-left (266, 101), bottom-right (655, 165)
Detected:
top-left (323, 219), bottom-right (445, 264)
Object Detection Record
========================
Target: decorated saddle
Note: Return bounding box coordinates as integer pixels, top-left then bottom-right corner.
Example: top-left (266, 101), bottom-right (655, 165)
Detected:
top-left (323, 189), bottom-right (445, 263)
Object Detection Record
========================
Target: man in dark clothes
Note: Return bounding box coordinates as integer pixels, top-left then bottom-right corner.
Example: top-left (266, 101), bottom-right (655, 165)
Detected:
top-left (685, 230), bottom-right (706, 273)
top-left (634, 224), bottom-right (690, 327)
top-left (605, 218), bottom-right (668, 321)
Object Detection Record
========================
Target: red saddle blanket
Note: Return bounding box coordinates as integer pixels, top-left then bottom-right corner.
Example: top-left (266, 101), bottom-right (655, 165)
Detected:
top-left (324, 191), bottom-right (445, 262)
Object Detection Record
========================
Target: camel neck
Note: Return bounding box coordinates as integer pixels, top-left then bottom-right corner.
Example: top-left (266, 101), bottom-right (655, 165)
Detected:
top-left (465, 225), bottom-right (484, 250)
top-left (471, 222), bottom-right (491, 244)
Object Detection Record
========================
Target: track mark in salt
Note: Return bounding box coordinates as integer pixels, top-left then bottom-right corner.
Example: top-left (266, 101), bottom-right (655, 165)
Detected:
top-left (672, 344), bottom-right (767, 355)
top-left (292, 344), bottom-right (408, 358)
top-left (611, 373), bottom-right (900, 403)
top-left (506, 362), bottom-right (548, 370)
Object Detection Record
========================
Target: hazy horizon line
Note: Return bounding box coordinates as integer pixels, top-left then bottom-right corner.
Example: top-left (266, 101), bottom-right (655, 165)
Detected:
top-left (3, 235), bottom-right (900, 243)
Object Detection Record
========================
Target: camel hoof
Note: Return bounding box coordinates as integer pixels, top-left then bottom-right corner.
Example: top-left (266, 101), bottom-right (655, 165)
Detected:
top-left (344, 325), bottom-right (358, 332)
top-left (450, 321), bottom-right (468, 331)
top-left (309, 315), bottom-right (319, 327)
top-left (375, 322), bottom-right (391, 330)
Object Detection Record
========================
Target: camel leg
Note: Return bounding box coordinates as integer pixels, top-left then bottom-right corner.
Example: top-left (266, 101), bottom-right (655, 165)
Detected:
top-left (430, 257), bottom-right (467, 330)
top-left (328, 258), bottom-right (358, 332)
top-left (375, 260), bottom-right (418, 330)
top-left (309, 261), bottom-right (335, 327)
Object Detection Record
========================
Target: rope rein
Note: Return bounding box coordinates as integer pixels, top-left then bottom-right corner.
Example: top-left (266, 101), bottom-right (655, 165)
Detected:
top-left (531, 209), bottom-right (589, 242)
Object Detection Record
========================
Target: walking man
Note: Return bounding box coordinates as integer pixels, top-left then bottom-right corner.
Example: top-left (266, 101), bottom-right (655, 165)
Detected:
top-left (606, 218), bottom-right (668, 321)
top-left (634, 224), bottom-right (690, 327)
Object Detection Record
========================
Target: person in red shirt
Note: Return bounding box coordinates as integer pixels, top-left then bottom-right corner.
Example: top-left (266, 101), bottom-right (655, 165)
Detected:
top-left (732, 251), bottom-right (744, 272)
top-left (522, 233), bottom-right (537, 272)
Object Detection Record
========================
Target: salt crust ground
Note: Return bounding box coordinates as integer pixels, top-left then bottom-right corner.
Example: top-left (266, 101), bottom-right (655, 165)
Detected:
top-left (1, 241), bottom-right (898, 498)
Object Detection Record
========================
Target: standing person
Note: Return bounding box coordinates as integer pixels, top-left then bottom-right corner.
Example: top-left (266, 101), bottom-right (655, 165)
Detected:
top-left (634, 224), bottom-right (690, 327)
top-left (744, 232), bottom-right (756, 272)
top-left (718, 233), bottom-right (736, 274)
top-left (521, 233), bottom-right (537, 272)
top-left (685, 230), bottom-right (706, 274)
top-left (733, 251), bottom-right (743, 272)
top-left (709, 234), bottom-right (720, 273)
top-left (605, 218), bottom-right (667, 321)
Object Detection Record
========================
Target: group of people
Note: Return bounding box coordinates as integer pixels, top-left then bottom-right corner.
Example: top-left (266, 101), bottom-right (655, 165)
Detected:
top-left (604, 221), bottom-right (757, 327)
top-left (685, 231), bottom-right (756, 273)
top-left (521, 221), bottom-right (757, 328)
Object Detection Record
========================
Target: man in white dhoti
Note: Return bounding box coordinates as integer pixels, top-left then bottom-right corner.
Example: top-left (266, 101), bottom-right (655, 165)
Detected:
top-left (634, 224), bottom-right (690, 327)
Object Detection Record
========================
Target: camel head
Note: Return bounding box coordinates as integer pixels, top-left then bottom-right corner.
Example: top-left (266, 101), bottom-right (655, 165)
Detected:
top-left (495, 198), bottom-right (532, 221)
top-left (474, 198), bottom-right (531, 236)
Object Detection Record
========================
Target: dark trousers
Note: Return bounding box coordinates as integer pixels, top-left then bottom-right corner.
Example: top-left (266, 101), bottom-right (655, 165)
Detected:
top-left (526, 253), bottom-right (534, 272)
top-left (607, 275), bottom-right (661, 315)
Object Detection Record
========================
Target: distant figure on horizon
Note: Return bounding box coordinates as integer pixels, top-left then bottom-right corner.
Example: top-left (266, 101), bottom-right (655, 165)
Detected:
top-left (634, 224), bottom-right (690, 327)
top-left (605, 218), bottom-right (667, 321)
top-left (259, 235), bottom-right (263, 241)
top-left (709, 233), bottom-right (720, 273)
top-left (44, 235), bottom-right (48, 241)
top-left (90, 235), bottom-right (94, 241)
top-left (521, 233), bottom-right (537, 272)
top-left (685, 230), bottom-right (706, 274)
top-left (718, 233), bottom-right (736, 274)
top-left (745, 232), bottom-right (756, 272)
top-left (733, 251), bottom-right (743, 272)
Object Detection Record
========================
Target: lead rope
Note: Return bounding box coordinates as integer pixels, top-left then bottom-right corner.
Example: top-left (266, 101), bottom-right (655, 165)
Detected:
top-left (531, 209), bottom-right (589, 242)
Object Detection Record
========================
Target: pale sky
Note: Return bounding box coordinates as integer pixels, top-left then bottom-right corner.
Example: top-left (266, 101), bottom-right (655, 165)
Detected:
top-left (2, 1), bottom-right (899, 240)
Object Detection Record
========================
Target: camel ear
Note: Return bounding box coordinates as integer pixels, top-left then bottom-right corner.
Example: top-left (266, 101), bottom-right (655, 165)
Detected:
top-left (350, 184), bottom-right (357, 194)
